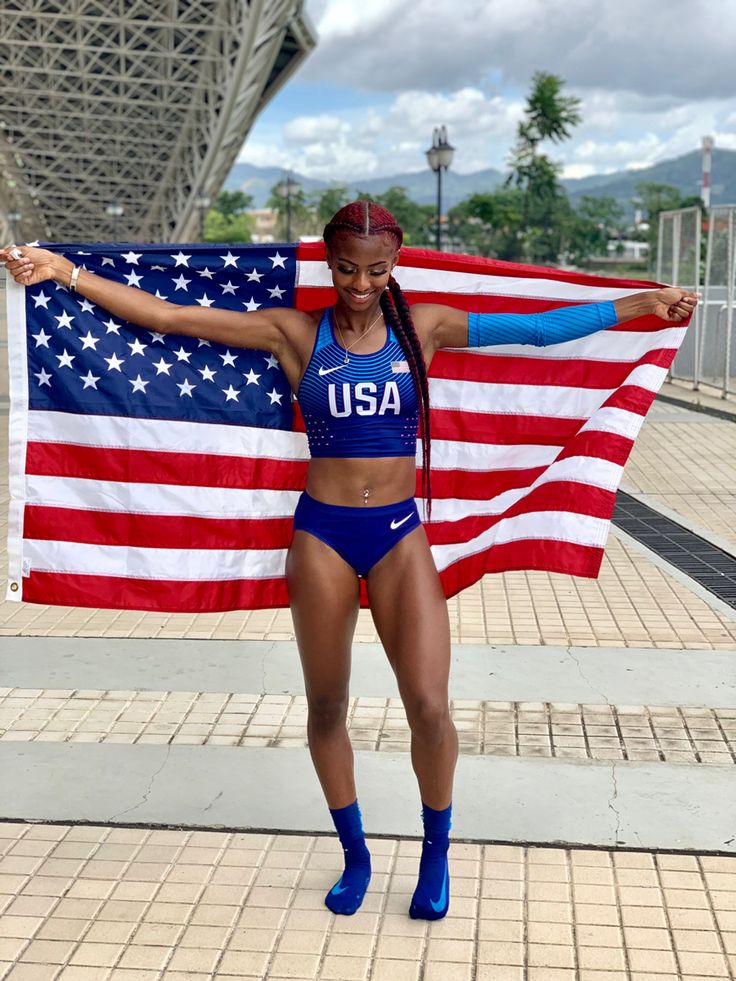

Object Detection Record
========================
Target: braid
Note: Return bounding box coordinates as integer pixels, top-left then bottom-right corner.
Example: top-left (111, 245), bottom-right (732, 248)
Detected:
top-left (323, 201), bottom-right (432, 516)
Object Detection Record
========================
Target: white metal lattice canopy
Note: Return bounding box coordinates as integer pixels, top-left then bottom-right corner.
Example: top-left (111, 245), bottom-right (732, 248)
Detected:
top-left (0, 0), bottom-right (316, 244)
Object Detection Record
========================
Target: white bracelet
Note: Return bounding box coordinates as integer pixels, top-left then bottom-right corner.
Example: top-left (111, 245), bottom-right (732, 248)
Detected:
top-left (69, 265), bottom-right (81, 290)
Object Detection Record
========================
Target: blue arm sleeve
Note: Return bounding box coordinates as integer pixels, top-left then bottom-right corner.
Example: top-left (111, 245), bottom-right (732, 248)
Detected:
top-left (467, 300), bottom-right (619, 348)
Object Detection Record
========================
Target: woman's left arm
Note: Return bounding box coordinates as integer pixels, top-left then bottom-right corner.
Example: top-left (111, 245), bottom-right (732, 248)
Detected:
top-left (421, 287), bottom-right (699, 354)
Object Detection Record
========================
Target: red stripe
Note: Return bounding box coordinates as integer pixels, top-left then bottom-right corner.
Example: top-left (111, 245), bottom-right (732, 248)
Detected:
top-left (25, 442), bottom-right (309, 490)
top-left (430, 346), bottom-right (675, 387)
top-left (21, 570), bottom-right (290, 612)
top-left (24, 506), bottom-right (294, 550)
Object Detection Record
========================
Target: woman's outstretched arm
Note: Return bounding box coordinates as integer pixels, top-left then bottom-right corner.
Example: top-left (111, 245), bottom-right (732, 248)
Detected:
top-left (0, 244), bottom-right (307, 356)
top-left (414, 287), bottom-right (699, 355)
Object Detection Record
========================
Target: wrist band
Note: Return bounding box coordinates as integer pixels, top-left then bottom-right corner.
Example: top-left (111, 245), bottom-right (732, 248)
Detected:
top-left (69, 265), bottom-right (81, 290)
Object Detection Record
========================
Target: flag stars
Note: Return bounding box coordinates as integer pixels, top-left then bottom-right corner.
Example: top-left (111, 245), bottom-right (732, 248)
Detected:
top-left (172, 251), bottom-right (192, 267)
top-left (56, 349), bottom-right (75, 369)
top-left (220, 350), bottom-right (237, 367)
top-left (31, 329), bottom-right (51, 348)
top-left (246, 267), bottom-right (263, 282)
top-left (243, 297), bottom-right (261, 312)
top-left (269, 252), bottom-right (287, 269)
top-left (222, 384), bottom-right (240, 402)
top-left (198, 365), bottom-right (216, 382)
top-left (220, 251), bottom-right (239, 269)
top-left (220, 280), bottom-right (237, 295)
top-left (80, 331), bottom-right (100, 350)
top-left (152, 358), bottom-right (173, 375)
top-left (196, 293), bottom-right (215, 307)
top-left (121, 251), bottom-right (142, 265)
top-left (55, 311), bottom-right (75, 330)
top-left (198, 267), bottom-right (215, 279)
top-left (197, 338), bottom-right (211, 348)
top-left (244, 369), bottom-right (260, 386)
top-left (267, 388), bottom-right (284, 405)
top-left (172, 274), bottom-right (191, 291)
top-left (124, 269), bottom-right (144, 287)
top-left (80, 370), bottom-right (100, 390)
top-left (268, 285), bottom-right (286, 300)
top-left (154, 290), bottom-right (169, 301)
top-left (149, 331), bottom-right (167, 344)
top-left (128, 338), bottom-right (148, 356)
top-left (177, 378), bottom-right (196, 398)
top-left (79, 298), bottom-right (95, 314)
top-left (104, 353), bottom-right (125, 372)
top-left (104, 318), bottom-right (121, 335)
top-left (129, 374), bottom-right (149, 393)
top-left (34, 368), bottom-right (52, 387)
top-left (32, 291), bottom-right (51, 309)
top-left (264, 353), bottom-right (279, 370)
top-left (100, 256), bottom-right (116, 267)
top-left (174, 346), bottom-right (192, 363)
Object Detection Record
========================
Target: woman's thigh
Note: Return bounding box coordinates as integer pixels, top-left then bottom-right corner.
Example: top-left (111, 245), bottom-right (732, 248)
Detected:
top-left (365, 527), bottom-right (451, 703)
top-left (286, 529), bottom-right (361, 701)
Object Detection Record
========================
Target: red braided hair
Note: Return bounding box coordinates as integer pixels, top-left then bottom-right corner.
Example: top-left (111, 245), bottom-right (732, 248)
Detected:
top-left (323, 201), bottom-right (432, 514)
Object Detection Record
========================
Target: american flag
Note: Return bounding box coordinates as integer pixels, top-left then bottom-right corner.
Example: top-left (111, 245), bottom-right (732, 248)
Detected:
top-left (5, 241), bottom-right (688, 612)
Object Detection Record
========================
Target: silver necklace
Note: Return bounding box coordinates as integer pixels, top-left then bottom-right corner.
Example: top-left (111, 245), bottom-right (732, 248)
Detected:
top-left (334, 309), bottom-right (384, 364)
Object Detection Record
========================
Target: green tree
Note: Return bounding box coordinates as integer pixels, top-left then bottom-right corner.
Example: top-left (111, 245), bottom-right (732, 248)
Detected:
top-left (202, 190), bottom-right (255, 243)
top-left (311, 185), bottom-right (350, 226)
top-left (566, 195), bottom-right (625, 263)
top-left (449, 188), bottom-right (526, 260)
top-left (355, 186), bottom-right (434, 246)
top-left (636, 181), bottom-right (702, 266)
top-left (507, 72), bottom-right (582, 263)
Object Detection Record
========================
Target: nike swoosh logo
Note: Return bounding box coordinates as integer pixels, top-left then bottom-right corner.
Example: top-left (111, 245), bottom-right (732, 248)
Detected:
top-left (390, 513), bottom-right (413, 530)
top-left (429, 864), bottom-right (448, 913)
top-left (318, 364), bottom-right (345, 376)
top-left (330, 880), bottom-right (348, 895)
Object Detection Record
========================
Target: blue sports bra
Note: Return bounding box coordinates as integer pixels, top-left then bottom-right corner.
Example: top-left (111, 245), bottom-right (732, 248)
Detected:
top-left (297, 308), bottom-right (419, 458)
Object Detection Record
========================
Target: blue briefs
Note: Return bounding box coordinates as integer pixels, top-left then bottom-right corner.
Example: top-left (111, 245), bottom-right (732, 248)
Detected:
top-left (292, 492), bottom-right (422, 577)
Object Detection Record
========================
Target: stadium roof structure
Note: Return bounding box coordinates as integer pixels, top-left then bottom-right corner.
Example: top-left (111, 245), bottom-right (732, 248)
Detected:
top-left (0, 0), bottom-right (316, 245)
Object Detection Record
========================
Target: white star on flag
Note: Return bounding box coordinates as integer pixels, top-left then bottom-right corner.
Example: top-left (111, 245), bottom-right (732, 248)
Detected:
top-left (220, 350), bottom-right (237, 367)
top-left (244, 369), bottom-right (260, 385)
top-left (128, 338), bottom-right (147, 356)
top-left (104, 318), bottom-right (121, 335)
top-left (79, 298), bottom-right (96, 313)
top-left (243, 297), bottom-right (261, 312)
top-left (268, 285), bottom-right (286, 300)
top-left (129, 374), bottom-right (148, 393)
top-left (121, 251), bottom-right (142, 264)
top-left (220, 281), bottom-right (237, 295)
top-left (264, 354), bottom-right (279, 369)
top-left (198, 365), bottom-right (216, 382)
top-left (55, 311), bottom-right (75, 329)
top-left (198, 267), bottom-right (215, 279)
top-left (174, 347), bottom-right (191, 363)
top-left (34, 368), bottom-right (52, 387)
top-left (172, 251), bottom-right (192, 267)
top-left (32, 291), bottom-right (51, 309)
top-left (80, 371), bottom-right (100, 390)
top-left (100, 256), bottom-right (115, 267)
top-left (177, 379), bottom-right (196, 397)
top-left (267, 389), bottom-right (284, 404)
top-left (104, 353), bottom-right (125, 372)
top-left (269, 252), bottom-right (286, 269)
top-left (80, 332), bottom-right (99, 350)
top-left (220, 251), bottom-right (239, 268)
top-left (222, 385), bottom-right (240, 401)
top-left (196, 294), bottom-right (215, 307)
top-left (153, 358), bottom-right (173, 375)
top-left (124, 270), bottom-right (143, 287)
top-left (246, 268), bottom-right (263, 282)
top-left (56, 349), bottom-right (75, 369)
top-left (173, 274), bottom-right (190, 291)
top-left (149, 331), bottom-right (166, 344)
top-left (32, 329), bottom-right (51, 348)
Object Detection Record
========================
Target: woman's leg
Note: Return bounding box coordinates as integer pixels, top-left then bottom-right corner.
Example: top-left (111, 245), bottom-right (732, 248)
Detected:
top-left (365, 527), bottom-right (458, 809)
top-left (366, 527), bottom-right (458, 919)
top-left (286, 529), bottom-right (360, 807)
top-left (286, 529), bottom-right (371, 915)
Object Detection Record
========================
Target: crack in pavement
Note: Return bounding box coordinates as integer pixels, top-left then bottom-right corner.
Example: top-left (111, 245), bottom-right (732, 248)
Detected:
top-left (108, 742), bottom-right (173, 823)
top-left (565, 646), bottom-right (623, 846)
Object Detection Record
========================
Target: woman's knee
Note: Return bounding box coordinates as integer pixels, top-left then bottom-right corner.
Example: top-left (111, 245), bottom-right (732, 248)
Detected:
top-left (404, 694), bottom-right (452, 738)
top-left (306, 691), bottom-right (350, 733)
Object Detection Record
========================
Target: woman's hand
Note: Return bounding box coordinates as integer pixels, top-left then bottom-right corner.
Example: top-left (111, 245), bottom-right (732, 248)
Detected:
top-left (650, 287), bottom-right (700, 322)
top-left (0, 244), bottom-right (64, 287)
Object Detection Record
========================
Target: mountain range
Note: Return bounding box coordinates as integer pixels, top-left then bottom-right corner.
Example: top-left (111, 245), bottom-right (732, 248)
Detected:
top-left (224, 148), bottom-right (736, 218)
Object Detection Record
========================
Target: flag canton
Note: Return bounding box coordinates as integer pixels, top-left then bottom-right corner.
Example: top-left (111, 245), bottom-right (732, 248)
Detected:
top-left (26, 243), bottom-right (297, 429)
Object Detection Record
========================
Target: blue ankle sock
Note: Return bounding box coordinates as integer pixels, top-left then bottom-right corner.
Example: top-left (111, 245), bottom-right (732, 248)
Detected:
top-left (325, 800), bottom-right (371, 915)
top-left (409, 801), bottom-right (451, 920)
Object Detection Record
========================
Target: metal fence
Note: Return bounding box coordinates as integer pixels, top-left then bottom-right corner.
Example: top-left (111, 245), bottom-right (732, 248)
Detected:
top-left (656, 206), bottom-right (702, 386)
top-left (658, 204), bottom-right (736, 395)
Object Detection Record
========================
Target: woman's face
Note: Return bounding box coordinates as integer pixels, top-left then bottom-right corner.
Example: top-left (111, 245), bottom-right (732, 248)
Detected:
top-left (326, 233), bottom-right (398, 313)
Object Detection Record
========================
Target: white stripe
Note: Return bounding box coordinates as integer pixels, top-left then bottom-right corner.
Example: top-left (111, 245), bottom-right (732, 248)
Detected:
top-left (22, 539), bottom-right (287, 582)
top-left (449, 326), bottom-right (684, 360)
top-left (430, 363), bottom-right (666, 418)
top-left (25, 476), bottom-right (300, 519)
top-left (26, 410), bottom-right (310, 459)
top-left (431, 510), bottom-right (610, 572)
top-left (298, 259), bottom-right (651, 301)
top-left (6, 278), bottom-right (29, 602)
top-left (581, 407), bottom-right (647, 440)
top-left (428, 456), bottom-right (624, 522)
top-left (429, 439), bottom-right (559, 472)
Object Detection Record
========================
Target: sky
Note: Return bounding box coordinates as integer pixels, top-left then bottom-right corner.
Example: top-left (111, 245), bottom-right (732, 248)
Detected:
top-left (238, 0), bottom-right (736, 183)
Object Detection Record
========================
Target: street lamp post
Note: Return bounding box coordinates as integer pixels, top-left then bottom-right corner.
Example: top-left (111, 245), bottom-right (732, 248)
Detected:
top-left (275, 173), bottom-right (301, 242)
top-left (105, 202), bottom-right (124, 241)
top-left (7, 210), bottom-right (21, 242)
top-left (425, 126), bottom-right (455, 251)
top-left (195, 193), bottom-right (211, 242)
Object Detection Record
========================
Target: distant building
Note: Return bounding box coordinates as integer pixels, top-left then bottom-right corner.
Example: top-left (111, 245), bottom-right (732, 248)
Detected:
top-left (607, 240), bottom-right (650, 262)
top-left (1, 2), bottom-right (315, 244)
top-left (248, 208), bottom-right (280, 244)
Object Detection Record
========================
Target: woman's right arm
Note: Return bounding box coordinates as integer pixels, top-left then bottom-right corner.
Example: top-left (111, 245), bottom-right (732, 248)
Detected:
top-left (0, 244), bottom-right (304, 356)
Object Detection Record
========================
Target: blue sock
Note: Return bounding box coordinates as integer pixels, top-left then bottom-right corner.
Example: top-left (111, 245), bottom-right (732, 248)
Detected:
top-left (325, 800), bottom-right (371, 915)
top-left (409, 801), bottom-right (451, 920)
